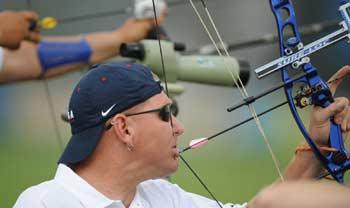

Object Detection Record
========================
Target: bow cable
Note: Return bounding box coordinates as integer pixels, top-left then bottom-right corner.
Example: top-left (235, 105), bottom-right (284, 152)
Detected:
top-left (151, 0), bottom-right (224, 207)
top-left (187, 0), bottom-right (284, 182)
top-left (26, 0), bottom-right (65, 151)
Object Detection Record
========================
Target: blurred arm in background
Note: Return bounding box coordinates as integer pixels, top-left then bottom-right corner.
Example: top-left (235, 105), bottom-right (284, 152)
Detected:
top-left (249, 181), bottom-right (350, 208)
top-left (0, 15), bottom-right (165, 84)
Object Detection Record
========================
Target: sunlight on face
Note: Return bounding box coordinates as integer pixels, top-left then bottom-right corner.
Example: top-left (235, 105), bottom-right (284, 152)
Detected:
top-left (129, 92), bottom-right (184, 178)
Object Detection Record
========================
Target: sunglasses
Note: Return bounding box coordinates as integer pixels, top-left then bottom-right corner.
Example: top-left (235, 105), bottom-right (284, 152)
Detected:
top-left (105, 104), bottom-right (175, 130)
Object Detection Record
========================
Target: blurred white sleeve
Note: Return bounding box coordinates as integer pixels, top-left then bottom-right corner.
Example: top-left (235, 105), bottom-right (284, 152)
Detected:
top-left (134, 0), bottom-right (167, 19)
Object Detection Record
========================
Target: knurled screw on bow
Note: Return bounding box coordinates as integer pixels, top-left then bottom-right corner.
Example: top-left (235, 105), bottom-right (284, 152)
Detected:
top-left (315, 83), bottom-right (324, 92)
top-left (295, 85), bottom-right (313, 108)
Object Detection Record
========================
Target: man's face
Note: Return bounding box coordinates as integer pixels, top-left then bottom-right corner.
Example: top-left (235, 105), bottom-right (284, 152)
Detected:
top-left (130, 92), bottom-right (184, 178)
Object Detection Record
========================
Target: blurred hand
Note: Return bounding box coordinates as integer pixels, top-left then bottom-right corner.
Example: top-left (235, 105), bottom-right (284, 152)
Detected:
top-left (0, 10), bottom-right (40, 49)
top-left (116, 12), bottom-right (167, 43)
top-left (308, 66), bottom-right (350, 145)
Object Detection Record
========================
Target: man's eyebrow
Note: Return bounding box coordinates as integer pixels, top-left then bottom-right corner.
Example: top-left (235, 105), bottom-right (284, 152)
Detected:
top-left (155, 103), bottom-right (171, 109)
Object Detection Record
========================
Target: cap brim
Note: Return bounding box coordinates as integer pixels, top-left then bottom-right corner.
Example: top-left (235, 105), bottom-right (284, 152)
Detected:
top-left (58, 124), bottom-right (104, 165)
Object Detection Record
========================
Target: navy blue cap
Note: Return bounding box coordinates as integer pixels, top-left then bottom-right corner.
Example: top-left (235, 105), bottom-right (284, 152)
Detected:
top-left (59, 63), bottom-right (163, 164)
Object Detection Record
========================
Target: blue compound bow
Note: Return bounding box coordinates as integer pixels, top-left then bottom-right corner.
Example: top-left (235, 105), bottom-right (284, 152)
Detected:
top-left (253, 0), bottom-right (350, 183)
top-left (177, 0), bottom-right (350, 183)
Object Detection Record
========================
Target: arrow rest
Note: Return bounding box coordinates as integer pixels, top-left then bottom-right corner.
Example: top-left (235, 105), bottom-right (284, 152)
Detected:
top-left (294, 85), bottom-right (313, 108)
top-left (294, 82), bottom-right (334, 108)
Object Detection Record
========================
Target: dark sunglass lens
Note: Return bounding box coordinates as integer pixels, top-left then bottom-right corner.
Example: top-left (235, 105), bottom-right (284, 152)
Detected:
top-left (159, 105), bottom-right (171, 122)
top-left (170, 103), bottom-right (178, 117)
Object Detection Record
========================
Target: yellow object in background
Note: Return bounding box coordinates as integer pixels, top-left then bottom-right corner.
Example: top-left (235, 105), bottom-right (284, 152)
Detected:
top-left (39, 17), bottom-right (58, 29)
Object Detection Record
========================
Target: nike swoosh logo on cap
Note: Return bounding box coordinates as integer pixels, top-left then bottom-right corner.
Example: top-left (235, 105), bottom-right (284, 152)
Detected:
top-left (101, 104), bottom-right (116, 117)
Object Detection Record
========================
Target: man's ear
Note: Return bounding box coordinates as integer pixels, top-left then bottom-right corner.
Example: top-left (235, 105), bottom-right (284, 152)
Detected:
top-left (110, 114), bottom-right (134, 145)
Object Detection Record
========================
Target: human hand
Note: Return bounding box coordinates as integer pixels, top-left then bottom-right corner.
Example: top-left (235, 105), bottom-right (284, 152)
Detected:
top-left (116, 4), bottom-right (167, 43)
top-left (308, 66), bottom-right (350, 145)
top-left (116, 16), bottom-right (165, 43)
top-left (0, 10), bottom-right (40, 49)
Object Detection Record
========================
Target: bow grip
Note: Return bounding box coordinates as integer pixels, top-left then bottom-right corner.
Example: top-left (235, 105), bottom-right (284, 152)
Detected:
top-left (312, 83), bottom-right (349, 180)
top-left (329, 118), bottom-right (347, 159)
top-left (326, 118), bottom-right (350, 183)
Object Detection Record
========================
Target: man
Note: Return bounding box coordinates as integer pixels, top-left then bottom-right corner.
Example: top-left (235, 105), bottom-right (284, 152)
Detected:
top-left (14, 63), bottom-right (350, 207)
top-left (0, 10), bottom-right (40, 49)
top-left (0, 14), bottom-right (165, 84)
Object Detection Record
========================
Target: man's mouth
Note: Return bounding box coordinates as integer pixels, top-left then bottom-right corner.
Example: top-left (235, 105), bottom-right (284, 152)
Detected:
top-left (172, 145), bottom-right (179, 158)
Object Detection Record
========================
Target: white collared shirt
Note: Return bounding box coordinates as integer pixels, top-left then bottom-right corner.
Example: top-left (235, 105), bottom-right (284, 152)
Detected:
top-left (13, 164), bottom-right (247, 208)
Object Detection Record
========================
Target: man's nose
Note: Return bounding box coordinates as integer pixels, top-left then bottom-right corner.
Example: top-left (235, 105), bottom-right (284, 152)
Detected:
top-left (171, 116), bottom-right (184, 136)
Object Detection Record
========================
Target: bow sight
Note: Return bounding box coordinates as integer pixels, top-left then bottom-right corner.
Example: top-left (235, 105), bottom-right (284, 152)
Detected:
top-left (255, 5), bottom-right (350, 78)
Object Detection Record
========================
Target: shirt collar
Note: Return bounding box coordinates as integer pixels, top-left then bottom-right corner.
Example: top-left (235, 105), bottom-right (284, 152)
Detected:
top-left (54, 164), bottom-right (125, 208)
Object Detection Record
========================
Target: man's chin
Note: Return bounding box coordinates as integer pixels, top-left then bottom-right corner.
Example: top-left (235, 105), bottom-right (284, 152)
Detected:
top-left (160, 161), bottom-right (179, 178)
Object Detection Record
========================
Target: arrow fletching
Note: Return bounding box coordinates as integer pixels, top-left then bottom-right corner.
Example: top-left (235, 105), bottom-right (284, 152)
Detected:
top-left (189, 137), bottom-right (208, 149)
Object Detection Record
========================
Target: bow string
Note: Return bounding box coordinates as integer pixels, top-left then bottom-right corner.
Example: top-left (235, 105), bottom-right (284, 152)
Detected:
top-left (151, 0), bottom-right (286, 207)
